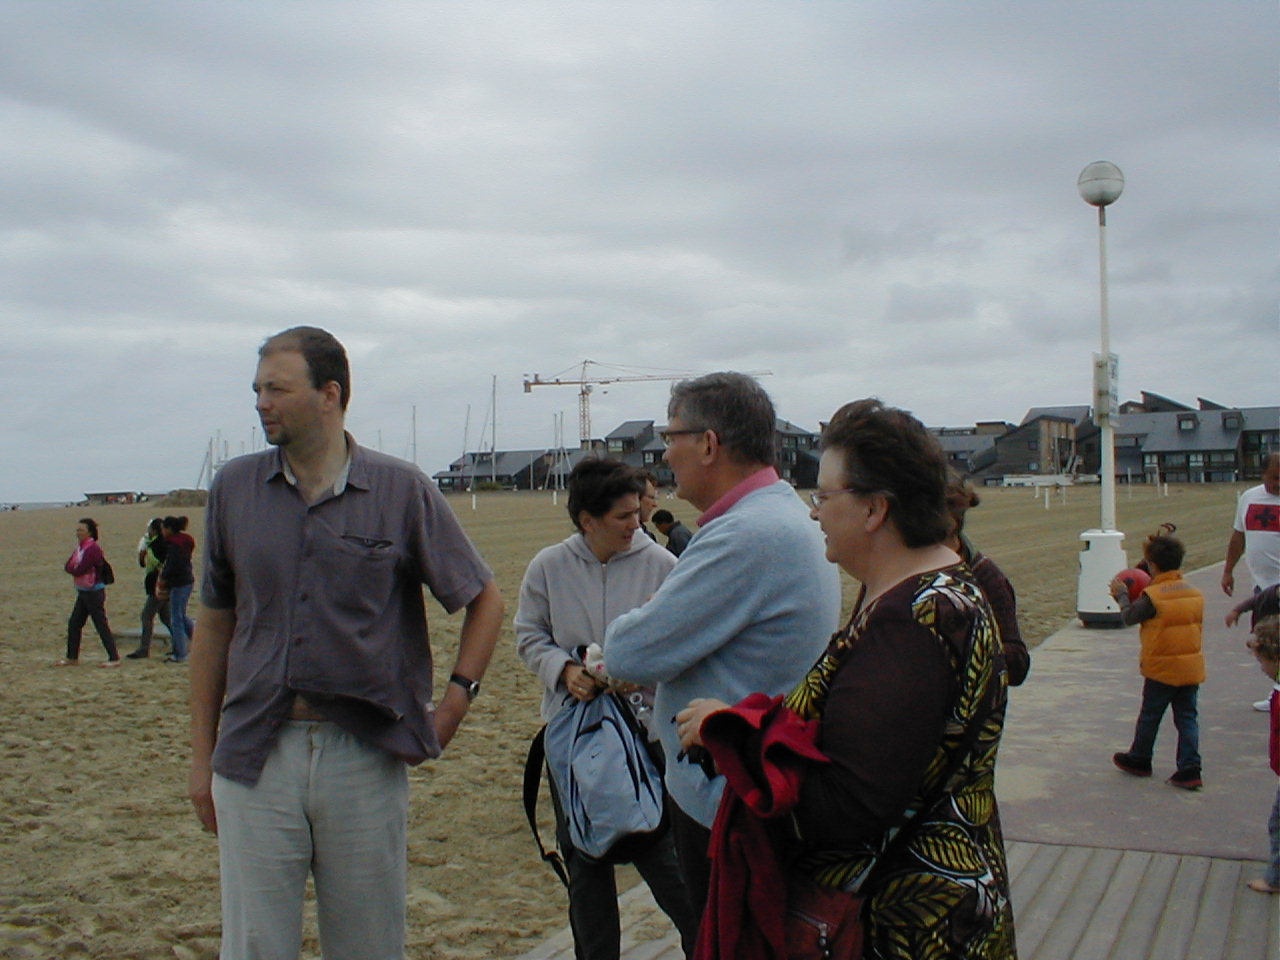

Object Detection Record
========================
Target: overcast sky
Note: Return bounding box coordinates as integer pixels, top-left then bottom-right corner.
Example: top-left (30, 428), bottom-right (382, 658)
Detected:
top-left (1, 1), bottom-right (1275, 502)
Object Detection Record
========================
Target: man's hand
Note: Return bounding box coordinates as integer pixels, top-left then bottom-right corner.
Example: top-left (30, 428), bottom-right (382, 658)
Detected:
top-left (433, 684), bottom-right (471, 751)
top-left (189, 758), bottom-right (217, 834)
top-left (434, 580), bottom-right (503, 752)
top-left (1222, 531), bottom-right (1245, 596)
top-left (1108, 577), bottom-right (1127, 602)
top-left (188, 605), bottom-right (234, 837)
top-left (1225, 609), bottom-right (1240, 628)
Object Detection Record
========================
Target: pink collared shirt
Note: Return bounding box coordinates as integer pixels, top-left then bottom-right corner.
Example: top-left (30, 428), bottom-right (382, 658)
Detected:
top-left (698, 466), bottom-right (782, 527)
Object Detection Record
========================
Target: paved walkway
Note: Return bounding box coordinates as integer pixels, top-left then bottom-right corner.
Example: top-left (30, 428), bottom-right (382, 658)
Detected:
top-left (997, 562), bottom-right (1272, 861)
top-left (518, 562), bottom-right (1279, 959)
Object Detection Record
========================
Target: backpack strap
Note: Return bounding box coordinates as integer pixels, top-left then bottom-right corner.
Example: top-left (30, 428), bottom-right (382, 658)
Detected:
top-left (522, 724), bottom-right (569, 889)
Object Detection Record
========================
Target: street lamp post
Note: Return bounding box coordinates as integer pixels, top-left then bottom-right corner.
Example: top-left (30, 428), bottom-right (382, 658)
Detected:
top-left (1076, 161), bottom-right (1126, 627)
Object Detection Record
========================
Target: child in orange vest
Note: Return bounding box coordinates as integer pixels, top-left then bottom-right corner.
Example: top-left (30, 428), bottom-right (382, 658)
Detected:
top-left (1246, 615), bottom-right (1279, 894)
top-left (1109, 535), bottom-right (1205, 789)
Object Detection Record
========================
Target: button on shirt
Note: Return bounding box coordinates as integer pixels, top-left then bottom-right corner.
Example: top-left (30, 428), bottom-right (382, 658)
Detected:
top-left (202, 437), bottom-right (492, 786)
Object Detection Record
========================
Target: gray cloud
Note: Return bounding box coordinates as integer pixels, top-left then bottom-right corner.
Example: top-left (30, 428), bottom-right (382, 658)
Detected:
top-left (0, 0), bottom-right (1275, 501)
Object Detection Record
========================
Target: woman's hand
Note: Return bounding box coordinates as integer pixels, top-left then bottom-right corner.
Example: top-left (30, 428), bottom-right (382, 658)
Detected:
top-left (676, 698), bottom-right (729, 750)
top-left (561, 663), bottom-right (601, 703)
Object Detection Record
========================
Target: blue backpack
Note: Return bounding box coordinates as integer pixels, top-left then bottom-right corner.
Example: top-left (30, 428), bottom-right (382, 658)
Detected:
top-left (523, 691), bottom-right (668, 882)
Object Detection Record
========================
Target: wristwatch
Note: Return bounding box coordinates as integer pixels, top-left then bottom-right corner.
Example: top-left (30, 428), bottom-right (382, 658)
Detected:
top-left (449, 672), bottom-right (481, 701)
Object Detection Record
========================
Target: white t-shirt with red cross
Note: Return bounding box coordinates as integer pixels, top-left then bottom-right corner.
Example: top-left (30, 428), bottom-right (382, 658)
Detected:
top-left (1234, 483), bottom-right (1280, 587)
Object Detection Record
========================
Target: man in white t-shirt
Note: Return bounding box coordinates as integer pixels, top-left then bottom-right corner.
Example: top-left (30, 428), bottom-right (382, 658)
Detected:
top-left (1222, 452), bottom-right (1280, 710)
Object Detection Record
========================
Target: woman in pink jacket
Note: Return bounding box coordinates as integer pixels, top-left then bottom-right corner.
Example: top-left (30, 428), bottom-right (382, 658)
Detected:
top-left (56, 517), bottom-right (120, 667)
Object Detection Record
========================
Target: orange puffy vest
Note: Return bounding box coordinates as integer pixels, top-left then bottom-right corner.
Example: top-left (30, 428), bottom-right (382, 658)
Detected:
top-left (1139, 571), bottom-right (1205, 686)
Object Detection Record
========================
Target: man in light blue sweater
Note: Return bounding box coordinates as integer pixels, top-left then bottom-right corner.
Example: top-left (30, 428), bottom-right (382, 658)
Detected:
top-left (604, 372), bottom-right (841, 920)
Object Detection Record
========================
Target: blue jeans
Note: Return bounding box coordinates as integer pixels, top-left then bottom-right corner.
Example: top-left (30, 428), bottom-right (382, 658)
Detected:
top-left (168, 584), bottom-right (195, 660)
top-left (1129, 678), bottom-right (1200, 772)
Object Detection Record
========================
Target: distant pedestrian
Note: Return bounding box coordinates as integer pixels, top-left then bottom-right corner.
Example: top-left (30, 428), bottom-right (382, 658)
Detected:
top-left (638, 469), bottom-right (659, 541)
top-left (944, 472), bottom-right (1030, 685)
top-left (1244, 615), bottom-right (1280, 894)
top-left (1221, 453), bottom-right (1280, 711)
top-left (1110, 534), bottom-right (1205, 789)
top-left (57, 517), bottom-right (120, 667)
top-left (126, 517), bottom-right (171, 659)
top-left (650, 509), bottom-right (692, 558)
top-left (157, 516), bottom-right (196, 664)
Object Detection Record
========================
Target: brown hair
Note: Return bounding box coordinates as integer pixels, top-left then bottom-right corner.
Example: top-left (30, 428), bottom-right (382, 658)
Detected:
top-left (1250, 616), bottom-right (1280, 664)
top-left (945, 468), bottom-right (980, 537)
top-left (260, 326), bottom-right (351, 411)
top-left (566, 459), bottom-right (644, 532)
top-left (1143, 535), bottom-right (1184, 573)
top-left (821, 398), bottom-right (950, 548)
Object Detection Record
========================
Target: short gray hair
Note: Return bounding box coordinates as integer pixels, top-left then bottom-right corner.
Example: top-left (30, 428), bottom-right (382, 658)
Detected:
top-left (668, 372), bottom-right (776, 467)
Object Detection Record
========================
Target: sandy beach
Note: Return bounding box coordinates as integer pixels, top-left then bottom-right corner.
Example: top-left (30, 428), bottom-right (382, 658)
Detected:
top-left (0, 483), bottom-right (1241, 958)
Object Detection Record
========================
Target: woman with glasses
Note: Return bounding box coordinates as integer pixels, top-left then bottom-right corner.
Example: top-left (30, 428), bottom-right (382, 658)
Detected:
top-left (677, 399), bottom-right (1016, 960)
top-left (516, 459), bottom-right (697, 960)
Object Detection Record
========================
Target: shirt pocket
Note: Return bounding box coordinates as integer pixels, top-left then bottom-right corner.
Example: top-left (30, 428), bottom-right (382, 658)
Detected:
top-left (323, 532), bottom-right (404, 620)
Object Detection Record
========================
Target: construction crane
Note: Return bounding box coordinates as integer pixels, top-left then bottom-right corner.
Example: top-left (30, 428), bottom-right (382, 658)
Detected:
top-left (523, 360), bottom-right (772, 448)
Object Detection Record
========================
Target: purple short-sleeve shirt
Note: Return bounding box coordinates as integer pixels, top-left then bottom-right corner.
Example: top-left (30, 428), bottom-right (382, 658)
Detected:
top-left (202, 438), bottom-right (492, 785)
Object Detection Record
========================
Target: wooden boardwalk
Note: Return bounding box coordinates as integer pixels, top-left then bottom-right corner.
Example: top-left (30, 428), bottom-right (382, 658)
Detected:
top-left (516, 839), bottom-right (1278, 960)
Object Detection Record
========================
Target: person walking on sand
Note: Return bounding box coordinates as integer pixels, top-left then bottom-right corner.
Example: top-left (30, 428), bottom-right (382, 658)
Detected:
top-left (126, 517), bottom-right (171, 659)
top-left (188, 326), bottom-right (504, 960)
top-left (57, 517), bottom-right (120, 667)
top-left (156, 516), bottom-right (196, 664)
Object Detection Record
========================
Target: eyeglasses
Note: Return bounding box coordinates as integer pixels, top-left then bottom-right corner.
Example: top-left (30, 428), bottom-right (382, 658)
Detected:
top-left (659, 428), bottom-right (708, 446)
top-left (808, 488), bottom-right (858, 509)
top-left (809, 488), bottom-right (891, 509)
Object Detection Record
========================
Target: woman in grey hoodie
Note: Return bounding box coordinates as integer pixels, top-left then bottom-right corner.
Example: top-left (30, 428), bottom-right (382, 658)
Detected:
top-left (516, 459), bottom-right (697, 960)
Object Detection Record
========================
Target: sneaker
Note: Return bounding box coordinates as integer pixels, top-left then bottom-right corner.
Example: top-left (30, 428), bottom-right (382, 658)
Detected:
top-left (164, 656), bottom-right (188, 664)
top-left (1112, 752), bottom-right (1152, 777)
top-left (1254, 699), bottom-right (1271, 712)
top-left (125, 650), bottom-right (149, 660)
top-left (1167, 767), bottom-right (1202, 790)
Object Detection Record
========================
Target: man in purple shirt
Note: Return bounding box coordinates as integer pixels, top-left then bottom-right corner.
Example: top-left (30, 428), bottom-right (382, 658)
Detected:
top-left (188, 327), bottom-right (504, 960)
